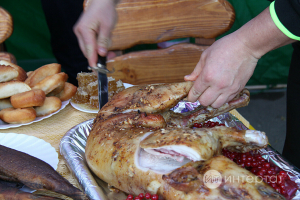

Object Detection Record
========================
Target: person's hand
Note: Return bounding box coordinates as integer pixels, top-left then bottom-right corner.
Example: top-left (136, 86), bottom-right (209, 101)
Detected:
top-left (184, 32), bottom-right (258, 108)
top-left (74, 0), bottom-right (118, 68)
top-left (185, 7), bottom-right (295, 108)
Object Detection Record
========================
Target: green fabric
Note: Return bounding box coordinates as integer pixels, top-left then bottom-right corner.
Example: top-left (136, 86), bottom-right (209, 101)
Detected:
top-left (216, 0), bottom-right (292, 86)
top-left (1, 0), bottom-right (56, 72)
top-left (2, 0), bottom-right (292, 86)
top-left (270, 1), bottom-right (300, 41)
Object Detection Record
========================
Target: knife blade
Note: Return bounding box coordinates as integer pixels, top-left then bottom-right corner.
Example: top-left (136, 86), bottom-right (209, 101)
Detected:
top-left (97, 56), bottom-right (108, 109)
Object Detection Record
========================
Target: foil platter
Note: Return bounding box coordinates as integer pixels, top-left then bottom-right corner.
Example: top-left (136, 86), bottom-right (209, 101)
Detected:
top-left (60, 101), bottom-right (300, 200)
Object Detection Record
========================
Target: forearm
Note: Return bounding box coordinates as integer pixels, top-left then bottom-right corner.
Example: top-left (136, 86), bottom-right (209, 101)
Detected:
top-left (234, 7), bottom-right (296, 60)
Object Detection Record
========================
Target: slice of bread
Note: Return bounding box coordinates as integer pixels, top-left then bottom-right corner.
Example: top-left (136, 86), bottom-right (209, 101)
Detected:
top-left (0, 80), bottom-right (31, 99)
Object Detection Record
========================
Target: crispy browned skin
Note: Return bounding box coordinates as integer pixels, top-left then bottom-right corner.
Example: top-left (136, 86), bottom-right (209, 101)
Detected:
top-left (0, 145), bottom-right (87, 200)
top-left (161, 156), bottom-right (285, 200)
top-left (86, 82), bottom-right (275, 199)
top-left (0, 182), bottom-right (62, 200)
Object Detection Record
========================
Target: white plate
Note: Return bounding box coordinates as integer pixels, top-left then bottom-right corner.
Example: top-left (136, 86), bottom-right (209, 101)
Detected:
top-left (70, 101), bottom-right (99, 114)
top-left (0, 100), bottom-right (70, 129)
top-left (71, 83), bottom-right (133, 114)
top-left (0, 132), bottom-right (59, 192)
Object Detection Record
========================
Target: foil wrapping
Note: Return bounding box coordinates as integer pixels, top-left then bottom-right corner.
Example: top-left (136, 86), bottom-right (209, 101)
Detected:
top-left (60, 101), bottom-right (300, 200)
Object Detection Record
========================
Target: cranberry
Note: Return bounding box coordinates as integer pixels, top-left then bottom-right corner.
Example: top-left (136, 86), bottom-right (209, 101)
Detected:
top-left (151, 194), bottom-right (159, 200)
top-left (138, 193), bottom-right (144, 198)
top-left (270, 183), bottom-right (277, 188)
top-left (145, 193), bottom-right (152, 199)
top-left (280, 188), bottom-right (287, 195)
top-left (256, 170), bottom-right (265, 177)
top-left (279, 171), bottom-right (288, 179)
top-left (134, 197), bottom-right (141, 200)
top-left (194, 123), bottom-right (200, 128)
top-left (246, 155), bottom-right (253, 162)
top-left (263, 162), bottom-right (271, 169)
top-left (277, 175), bottom-right (285, 185)
top-left (245, 161), bottom-right (251, 167)
top-left (260, 168), bottom-right (267, 174)
top-left (210, 122), bottom-right (216, 127)
top-left (274, 186), bottom-right (281, 193)
top-left (251, 161), bottom-right (258, 167)
top-left (251, 167), bottom-right (259, 174)
top-left (127, 195), bottom-right (134, 200)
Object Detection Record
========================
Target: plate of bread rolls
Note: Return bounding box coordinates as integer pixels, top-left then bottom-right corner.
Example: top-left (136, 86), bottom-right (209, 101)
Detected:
top-left (0, 61), bottom-right (77, 129)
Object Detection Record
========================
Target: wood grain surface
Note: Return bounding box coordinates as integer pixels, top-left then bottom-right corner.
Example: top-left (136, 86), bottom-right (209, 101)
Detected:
top-left (84, 0), bottom-right (235, 50)
top-left (107, 43), bottom-right (208, 84)
top-left (0, 7), bottom-right (13, 44)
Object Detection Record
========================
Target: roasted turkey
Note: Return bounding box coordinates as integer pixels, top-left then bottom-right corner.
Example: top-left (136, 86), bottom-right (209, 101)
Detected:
top-left (86, 81), bottom-right (283, 199)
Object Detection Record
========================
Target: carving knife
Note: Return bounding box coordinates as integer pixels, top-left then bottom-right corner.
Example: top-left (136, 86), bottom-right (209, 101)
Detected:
top-left (96, 56), bottom-right (108, 109)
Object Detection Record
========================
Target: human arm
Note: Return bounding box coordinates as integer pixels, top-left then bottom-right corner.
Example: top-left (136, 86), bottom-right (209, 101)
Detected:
top-left (184, 1), bottom-right (298, 108)
top-left (73, 0), bottom-right (119, 68)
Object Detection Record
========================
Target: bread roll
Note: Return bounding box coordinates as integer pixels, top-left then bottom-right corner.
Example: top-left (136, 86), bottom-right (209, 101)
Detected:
top-left (0, 60), bottom-right (27, 82)
top-left (0, 81), bottom-right (31, 99)
top-left (55, 82), bottom-right (77, 101)
top-left (0, 65), bottom-right (18, 82)
top-left (25, 63), bottom-right (61, 87)
top-left (32, 72), bottom-right (68, 95)
top-left (35, 96), bottom-right (62, 117)
top-left (10, 89), bottom-right (46, 108)
top-left (0, 98), bottom-right (13, 110)
top-left (0, 52), bottom-right (17, 64)
top-left (0, 107), bottom-right (36, 124)
top-left (47, 83), bottom-right (65, 96)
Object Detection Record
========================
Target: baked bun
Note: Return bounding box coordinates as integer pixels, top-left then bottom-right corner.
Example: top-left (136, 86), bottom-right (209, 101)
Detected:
top-left (32, 72), bottom-right (68, 95)
top-left (0, 52), bottom-right (17, 64)
top-left (25, 63), bottom-right (61, 87)
top-left (55, 82), bottom-right (77, 101)
top-left (0, 107), bottom-right (36, 124)
top-left (35, 96), bottom-right (62, 117)
top-left (10, 89), bottom-right (46, 108)
top-left (0, 64), bottom-right (18, 82)
top-left (0, 60), bottom-right (27, 82)
top-left (0, 98), bottom-right (13, 110)
top-left (0, 81), bottom-right (31, 99)
top-left (47, 83), bottom-right (65, 96)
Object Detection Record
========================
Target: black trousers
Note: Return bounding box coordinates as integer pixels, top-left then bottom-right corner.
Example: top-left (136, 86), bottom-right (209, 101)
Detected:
top-left (282, 42), bottom-right (300, 169)
top-left (41, 0), bottom-right (90, 86)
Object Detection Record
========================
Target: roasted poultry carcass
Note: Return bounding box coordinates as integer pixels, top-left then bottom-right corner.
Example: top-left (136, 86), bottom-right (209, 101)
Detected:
top-left (86, 81), bottom-right (282, 199)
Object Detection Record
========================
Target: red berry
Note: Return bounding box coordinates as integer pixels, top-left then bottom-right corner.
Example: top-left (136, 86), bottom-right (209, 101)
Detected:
top-left (151, 194), bottom-right (159, 200)
top-left (274, 186), bottom-right (281, 193)
top-left (280, 188), bottom-right (287, 195)
top-left (215, 122), bottom-right (219, 126)
top-left (145, 193), bottom-right (151, 199)
top-left (134, 197), bottom-right (141, 200)
top-left (194, 123), bottom-right (200, 128)
top-left (256, 170), bottom-right (265, 177)
top-left (277, 175), bottom-right (285, 185)
top-left (245, 161), bottom-right (251, 167)
top-left (251, 167), bottom-right (259, 174)
top-left (127, 195), bottom-right (134, 200)
top-left (260, 168), bottom-right (267, 174)
top-left (246, 155), bottom-right (253, 162)
top-left (138, 193), bottom-right (144, 198)
top-left (251, 161), bottom-right (258, 167)
top-left (263, 162), bottom-right (270, 169)
top-left (279, 171), bottom-right (287, 179)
